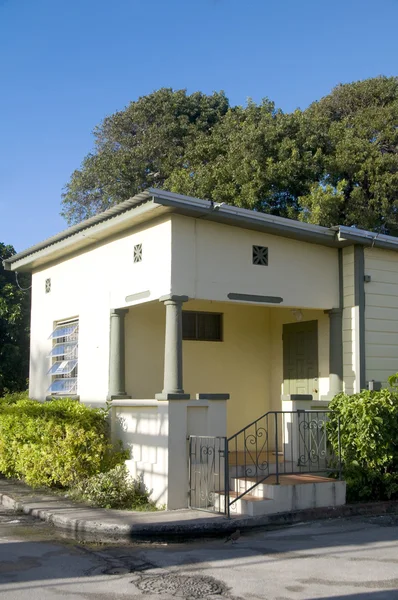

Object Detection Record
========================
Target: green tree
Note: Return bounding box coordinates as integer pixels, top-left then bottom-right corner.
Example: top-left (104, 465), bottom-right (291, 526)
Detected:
top-left (298, 76), bottom-right (398, 232)
top-left (0, 244), bottom-right (30, 395)
top-left (167, 101), bottom-right (321, 217)
top-left (62, 77), bottom-right (398, 234)
top-left (61, 88), bottom-right (229, 224)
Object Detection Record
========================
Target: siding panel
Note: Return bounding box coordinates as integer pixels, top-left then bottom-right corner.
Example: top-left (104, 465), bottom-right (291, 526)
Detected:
top-left (364, 248), bottom-right (398, 387)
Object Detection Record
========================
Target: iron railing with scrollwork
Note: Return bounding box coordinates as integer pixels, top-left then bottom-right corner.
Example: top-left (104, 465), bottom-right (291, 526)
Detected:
top-left (188, 435), bottom-right (228, 513)
top-left (226, 410), bottom-right (341, 516)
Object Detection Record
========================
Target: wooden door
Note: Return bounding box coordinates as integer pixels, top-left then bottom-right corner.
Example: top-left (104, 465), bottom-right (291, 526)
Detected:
top-left (283, 321), bottom-right (319, 397)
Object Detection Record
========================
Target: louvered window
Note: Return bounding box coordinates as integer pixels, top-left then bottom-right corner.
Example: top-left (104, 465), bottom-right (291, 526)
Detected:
top-left (48, 319), bottom-right (79, 395)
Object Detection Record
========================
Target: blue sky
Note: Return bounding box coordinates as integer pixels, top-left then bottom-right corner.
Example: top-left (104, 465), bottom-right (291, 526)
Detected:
top-left (1, 0), bottom-right (397, 252)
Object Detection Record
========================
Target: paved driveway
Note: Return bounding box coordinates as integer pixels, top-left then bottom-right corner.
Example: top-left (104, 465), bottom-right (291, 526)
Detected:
top-left (0, 507), bottom-right (397, 599)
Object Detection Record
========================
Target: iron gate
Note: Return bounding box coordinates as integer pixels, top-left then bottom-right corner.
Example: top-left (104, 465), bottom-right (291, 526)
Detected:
top-left (188, 436), bottom-right (227, 513)
top-left (297, 409), bottom-right (333, 471)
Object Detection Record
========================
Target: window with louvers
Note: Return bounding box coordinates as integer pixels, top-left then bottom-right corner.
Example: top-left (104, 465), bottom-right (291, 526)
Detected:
top-left (48, 319), bottom-right (79, 394)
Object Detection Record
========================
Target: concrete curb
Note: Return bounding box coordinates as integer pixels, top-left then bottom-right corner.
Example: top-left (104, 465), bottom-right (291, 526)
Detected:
top-left (1, 480), bottom-right (398, 542)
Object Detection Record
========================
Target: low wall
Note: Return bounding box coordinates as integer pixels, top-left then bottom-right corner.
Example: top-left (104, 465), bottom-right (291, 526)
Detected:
top-left (111, 400), bottom-right (169, 507)
top-left (111, 396), bottom-right (228, 509)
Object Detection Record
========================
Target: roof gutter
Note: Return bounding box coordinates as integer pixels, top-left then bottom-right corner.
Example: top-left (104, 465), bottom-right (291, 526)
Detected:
top-left (149, 189), bottom-right (338, 247)
top-left (6, 187), bottom-right (398, 273)
top-left (337, 226), bottom-right (398, 252)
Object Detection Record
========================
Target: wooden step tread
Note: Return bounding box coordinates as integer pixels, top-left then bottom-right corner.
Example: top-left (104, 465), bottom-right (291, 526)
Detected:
top-left (216, 490), bottom-right (272, 502)
top-left (233, 474), bottom-right (336, 486)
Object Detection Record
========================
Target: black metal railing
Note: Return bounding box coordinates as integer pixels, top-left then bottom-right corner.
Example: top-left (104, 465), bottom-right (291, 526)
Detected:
top-left (225, 410), bottom-right (341, 516)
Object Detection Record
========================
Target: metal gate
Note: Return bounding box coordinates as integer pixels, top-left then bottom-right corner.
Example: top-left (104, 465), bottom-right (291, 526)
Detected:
top-left (296, 410), bottom-right (336, 473)
top-left (188, 436), bottom-right (227, 513)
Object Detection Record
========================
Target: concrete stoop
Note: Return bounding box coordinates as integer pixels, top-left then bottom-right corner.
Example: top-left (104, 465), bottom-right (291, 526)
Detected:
top-left (216, 474), bottom-right (346, 516)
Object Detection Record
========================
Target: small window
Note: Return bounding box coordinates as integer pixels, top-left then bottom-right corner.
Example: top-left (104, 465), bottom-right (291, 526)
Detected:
top-left (134, 243), bottom-right (142, 263)
top-left (48, 319), bottom-right (79, 395)
top-left (182, 311), bottom-right (222, 341)
top-left (253, 245), bottom-right (268, 266)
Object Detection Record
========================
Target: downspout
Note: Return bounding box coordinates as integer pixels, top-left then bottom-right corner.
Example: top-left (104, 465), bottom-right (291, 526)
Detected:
top-left (354, 245), bottom-right (366, 391)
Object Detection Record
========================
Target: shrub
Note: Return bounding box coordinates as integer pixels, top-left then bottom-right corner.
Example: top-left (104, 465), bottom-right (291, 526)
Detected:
top-left (68, 464), bottom-right (155, 510)
top-left (0, 390), bottom-right (29, 404)
top-left (0, 398), bottom-right (127, 487)
top-left (327, 384), bottom-right (398, 502)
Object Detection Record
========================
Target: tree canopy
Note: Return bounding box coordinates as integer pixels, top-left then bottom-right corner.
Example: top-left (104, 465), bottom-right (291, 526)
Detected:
top-left (62, 77), bottom-right (398, 234)
top-left (0, 244), bottom-right (30, 395)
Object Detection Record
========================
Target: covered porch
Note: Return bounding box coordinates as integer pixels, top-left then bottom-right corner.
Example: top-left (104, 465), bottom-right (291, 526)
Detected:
top-left (109, 295), bottom-right (344, 510)
top-left (110, 297), bottom-right (343, 434)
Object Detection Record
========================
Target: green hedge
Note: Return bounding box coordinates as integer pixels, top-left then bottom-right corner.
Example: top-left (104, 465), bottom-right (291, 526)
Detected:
top-left (0, 390), bottom-right (29, 405)
top-left (0, 398), bottom-right (127, 488)
top-left (328, 385), bottom-right (398, 502)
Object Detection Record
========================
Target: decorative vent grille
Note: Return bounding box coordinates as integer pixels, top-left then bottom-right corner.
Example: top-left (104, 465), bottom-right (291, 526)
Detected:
top-left (252, 245), bottom-right (268, 266)
top-left (134, 244), bottom-right (143, 263)
top-left (45, 278), bottom-right (51, 293)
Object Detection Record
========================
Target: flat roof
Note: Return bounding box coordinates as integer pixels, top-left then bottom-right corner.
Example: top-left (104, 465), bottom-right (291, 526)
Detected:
top-left (4, 188), bottom-right (398, 271)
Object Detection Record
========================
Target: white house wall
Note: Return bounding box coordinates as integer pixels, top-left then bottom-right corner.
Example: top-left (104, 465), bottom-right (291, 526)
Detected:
top-left (29, 218), bottom-right (172, 403)
top-left (170, 215), bottom-right (340, 309)
top-left (364, 247), bottom-right (398, 387)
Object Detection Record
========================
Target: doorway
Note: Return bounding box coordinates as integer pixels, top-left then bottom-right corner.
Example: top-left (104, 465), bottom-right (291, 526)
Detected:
top-left (283, 320), bottom-right (319, 397)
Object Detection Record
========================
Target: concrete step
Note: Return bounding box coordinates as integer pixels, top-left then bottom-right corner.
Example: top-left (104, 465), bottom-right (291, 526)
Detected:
top-left (215, 491), bottom-right (274, 516)
top-left (218, 475), bottom-right (346, 516)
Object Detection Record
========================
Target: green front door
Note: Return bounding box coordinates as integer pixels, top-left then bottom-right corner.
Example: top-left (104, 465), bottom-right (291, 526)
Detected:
top-left (283, 320), bottom-right (319, 397)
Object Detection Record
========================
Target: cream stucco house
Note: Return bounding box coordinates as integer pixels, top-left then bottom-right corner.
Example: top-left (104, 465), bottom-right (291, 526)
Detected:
top-left (4, 188), bottom-right (398, 515)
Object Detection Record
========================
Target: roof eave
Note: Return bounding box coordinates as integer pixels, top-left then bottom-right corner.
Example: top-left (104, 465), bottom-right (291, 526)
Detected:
top-left (149, 189), bottom-right (339, 247)
top-left (3, 198), bottom-right (167, 272)
top-left (337, 227), bottom-right (398, 251)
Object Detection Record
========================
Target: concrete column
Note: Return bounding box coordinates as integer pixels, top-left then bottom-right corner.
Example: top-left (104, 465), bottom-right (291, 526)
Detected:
top-left (196, 394), bottom-right (229, 438)
top-left (156, 295), bottom-right (190, 400)
top-left (326, 308), bottom-right (343, 398)
top-left (108, 308), bottom-right (130, 399)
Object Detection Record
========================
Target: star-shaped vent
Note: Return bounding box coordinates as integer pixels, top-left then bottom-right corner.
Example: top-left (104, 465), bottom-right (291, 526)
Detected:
top-left (252, 245), bottom-right (268, 266)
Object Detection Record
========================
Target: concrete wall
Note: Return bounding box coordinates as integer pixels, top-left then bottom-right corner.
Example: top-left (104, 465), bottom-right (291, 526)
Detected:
top-left (29, 218), bottom-right (172, 403)
top-left (111, 400), bottom-right (169, 507)
top-left (30, 210), bottom-right (335, 409)
top-left (125, 300), bottom-right (271, 434)
top-left (125, 301), bottom-right (329, 438)
top-left (170, 215), bottom-right (340, 310)
top-left (111, 397), bottom-right (228, 509)
top-left (182, 300), bottom-right (271, 437)
top-left (364, 247), bottom-right (398, 387)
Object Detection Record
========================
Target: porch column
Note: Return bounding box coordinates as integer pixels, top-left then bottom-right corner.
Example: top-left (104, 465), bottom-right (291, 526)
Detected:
top-left (156, 294), bottom-right (190, 400)
top-left (326, 308), bottom-right (343, 398)
top-left (108, 308), bottom-right (130, 399)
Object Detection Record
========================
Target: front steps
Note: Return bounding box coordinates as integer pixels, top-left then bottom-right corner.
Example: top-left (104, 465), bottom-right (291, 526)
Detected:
top-left (215, 473), bottom-right (346, 516)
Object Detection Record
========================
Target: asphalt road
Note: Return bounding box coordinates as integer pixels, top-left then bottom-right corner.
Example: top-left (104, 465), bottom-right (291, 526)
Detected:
top-left (0, 506), bottom-right (397, 600)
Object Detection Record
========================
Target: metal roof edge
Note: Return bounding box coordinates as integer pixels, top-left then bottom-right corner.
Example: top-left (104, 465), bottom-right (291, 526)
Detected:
top-left (5, 188), bottom-right (398, 272)
top-left (149, 188), bottom-right (339, 246)
top-left (3, 190), bottom-right (153, 270)
top-left (338, 226), bottom-right (398, 251)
